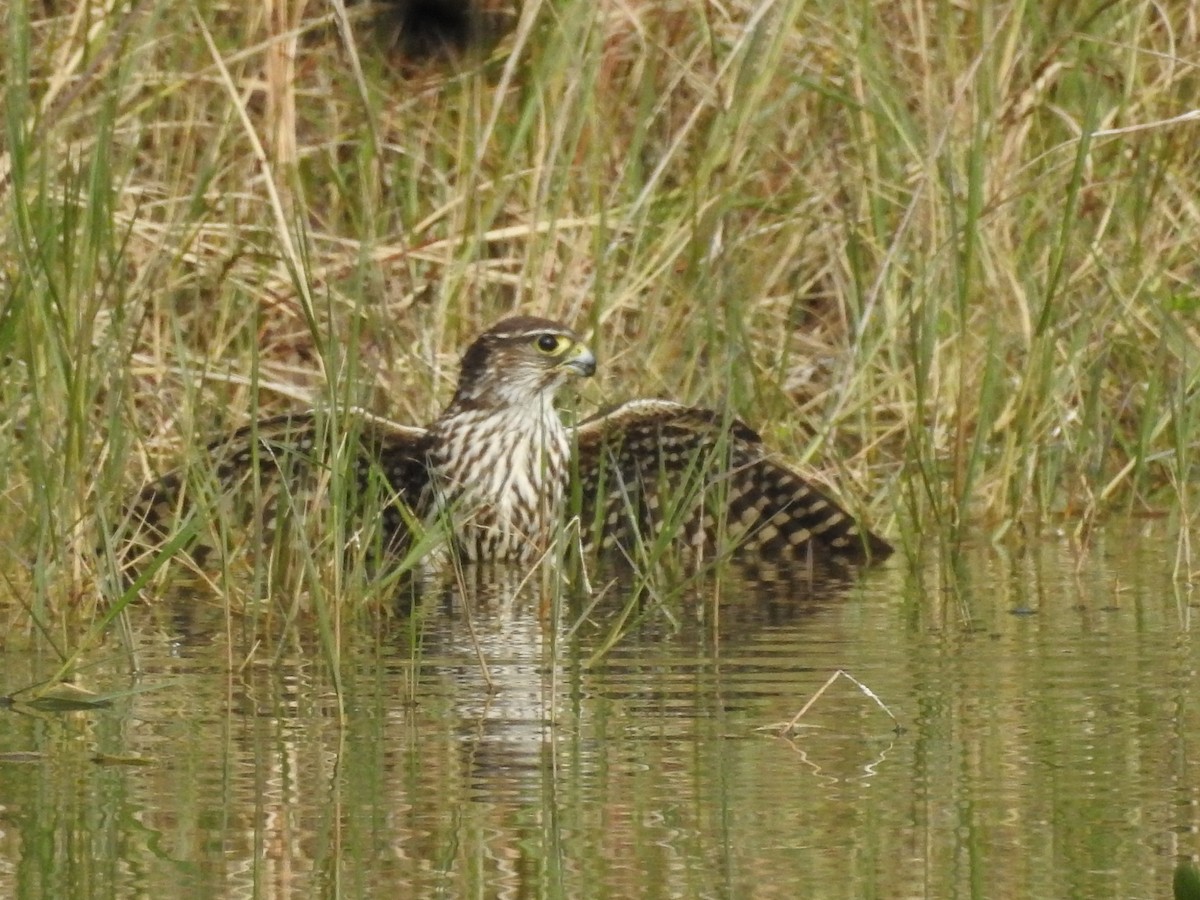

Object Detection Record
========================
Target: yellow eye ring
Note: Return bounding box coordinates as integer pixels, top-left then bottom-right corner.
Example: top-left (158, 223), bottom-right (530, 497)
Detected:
top-left (535, 333), bottom-right (565, 354)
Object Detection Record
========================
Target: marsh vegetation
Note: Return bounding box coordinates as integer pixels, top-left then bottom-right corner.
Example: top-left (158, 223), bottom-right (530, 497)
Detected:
top-left (2, 1), bottom-right (1199, 895)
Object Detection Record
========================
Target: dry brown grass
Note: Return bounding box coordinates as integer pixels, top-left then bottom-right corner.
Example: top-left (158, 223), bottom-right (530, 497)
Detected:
top-left (2, 0), bottom-right (1199, 614)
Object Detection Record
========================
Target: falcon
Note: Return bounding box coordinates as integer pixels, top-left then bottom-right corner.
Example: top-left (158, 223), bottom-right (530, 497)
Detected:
top-left (120, 316), bottom-right (890, 573)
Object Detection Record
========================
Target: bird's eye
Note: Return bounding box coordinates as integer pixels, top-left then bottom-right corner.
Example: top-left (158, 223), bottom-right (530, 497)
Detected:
top-left (534, 334), bottom-right (565, 354)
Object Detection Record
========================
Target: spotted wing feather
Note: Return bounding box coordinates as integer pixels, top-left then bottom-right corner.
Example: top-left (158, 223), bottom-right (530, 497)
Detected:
top-left (572, 400), bottom-right (891, 565)
top-left (121, 413), bottom-right (435, 569)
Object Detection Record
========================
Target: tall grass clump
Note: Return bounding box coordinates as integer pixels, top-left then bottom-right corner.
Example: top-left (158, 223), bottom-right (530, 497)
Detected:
top-left (1, 0), bottom-right (1197, 648)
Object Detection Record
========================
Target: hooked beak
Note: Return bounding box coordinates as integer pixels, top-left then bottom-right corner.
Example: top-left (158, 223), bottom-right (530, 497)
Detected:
top-left (561, 343), bottom-right (597, 378)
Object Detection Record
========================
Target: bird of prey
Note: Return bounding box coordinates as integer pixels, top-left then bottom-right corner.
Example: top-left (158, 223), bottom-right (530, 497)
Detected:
top-left (120, 316), bottom-right (890, 575)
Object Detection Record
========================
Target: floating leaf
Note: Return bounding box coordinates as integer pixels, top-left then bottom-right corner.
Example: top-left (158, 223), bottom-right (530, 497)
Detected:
top-left (91, 753), bottom-right (156, 767)
top-left (0, 751), bottom-right (46, 764)
top-left (23, 683), bottom-right (114, 712)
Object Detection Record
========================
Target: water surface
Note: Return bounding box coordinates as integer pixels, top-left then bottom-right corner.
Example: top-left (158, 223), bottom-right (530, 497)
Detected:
top-left (1, 523), bottom-right (1197, 898)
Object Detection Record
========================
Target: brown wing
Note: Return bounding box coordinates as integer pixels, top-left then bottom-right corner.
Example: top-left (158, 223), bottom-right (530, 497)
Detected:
top-left (571, 399), bottom-right (891, 565)
top-left (116, 412), bottom-right (435, 574)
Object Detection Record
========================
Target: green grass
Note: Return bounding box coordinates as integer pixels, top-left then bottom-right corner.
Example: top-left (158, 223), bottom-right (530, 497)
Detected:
top-left (2, 0), bottom-right (1198, 647)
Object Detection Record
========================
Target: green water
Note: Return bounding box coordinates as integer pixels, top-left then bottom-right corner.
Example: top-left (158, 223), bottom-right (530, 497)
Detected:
top-left (1, 524), bottom-right (1197, 898)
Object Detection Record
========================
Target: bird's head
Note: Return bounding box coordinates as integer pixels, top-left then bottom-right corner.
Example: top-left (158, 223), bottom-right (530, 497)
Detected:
top-left (448, 317), bottom-right (596, 412)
